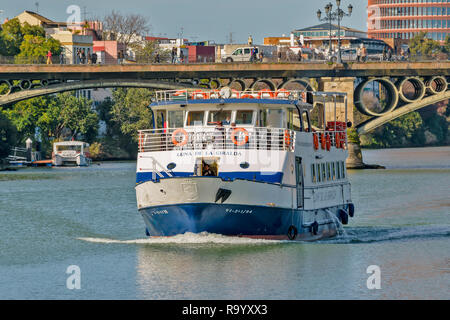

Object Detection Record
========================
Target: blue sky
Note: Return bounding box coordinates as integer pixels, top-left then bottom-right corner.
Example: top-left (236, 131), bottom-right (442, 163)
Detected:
top-left (0, 0), bottom-right (368, 43)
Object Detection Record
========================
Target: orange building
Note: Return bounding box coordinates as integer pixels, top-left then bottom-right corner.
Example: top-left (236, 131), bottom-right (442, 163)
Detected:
top-left (368, 0), bottom-right (450, 43)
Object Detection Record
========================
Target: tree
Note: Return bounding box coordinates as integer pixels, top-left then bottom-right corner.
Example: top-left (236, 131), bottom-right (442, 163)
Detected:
top-left (444, 35), bottom-right (450, 54)
top-left (110, 88), bottom-right (154, 142)
top-left (409, 32), bottom-right (442, 57)
top-left (16, 34), bottom-right (61, 64)
top-left (0, 19), bottom-right (50, 57)
top-left (0, 18), bottom-right (23, 56)
top-left (129, 40), bottom-right (170, 63)
top-left (102, 11), bottom-right (150, 46)
top-left (371, 112), bottom-right (425, 147)
top-left (38, 92), bottom-right (99, 143)
top-left (3, 96), bottom-right (50, 144)
top-left (0, 111), bottom-right (17, 159)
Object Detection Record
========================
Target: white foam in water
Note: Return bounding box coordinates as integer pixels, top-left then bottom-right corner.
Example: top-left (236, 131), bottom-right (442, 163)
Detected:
top-left (78, 232), bottom-right (285, 245)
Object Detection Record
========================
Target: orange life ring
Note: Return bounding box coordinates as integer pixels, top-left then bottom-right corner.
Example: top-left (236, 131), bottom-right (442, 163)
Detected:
top-left (320, 133), bottom-right (326, 150)
top-left (190, 90), bottom-right (208, 99)
top-left (258, 89), bottom-right (275, 99)
top-left (326, 134), bottom-right (331, 151)
top-left (171, 128), bottom-right (189, 146)
top-left (231, 128), bottom-right (249, 146)
top-left (173, 90), bottom-right (187, 97)
top-left (313, 133), bottom-right (319, 150)
top-left (284, 130), bottom-right (292, 146)
top-left (240, 94), bottom-right (255, 99)
top-left (276, 88), bottom-right (290, 98)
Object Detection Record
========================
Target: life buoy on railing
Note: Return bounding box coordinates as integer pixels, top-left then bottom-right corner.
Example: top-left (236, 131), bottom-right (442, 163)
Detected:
top-left (276, 88), bottom-right (290, 98)
top-left (284, 130), bottom-right (292, 147)
top-left (171, 128), bottom-right (189, 146)
top-left (313, 133), bottom-right (319, 150)
top-left (240, 94), bottom-right (255, 99)
top-left (173, 90), bottom-right (187, 97)
top-left (258, 89), bottom-right (275, 99)
top-left (231, 128), bottom-right (249, 146)
top-left (190, 90), bottom-right (208, 99)
top-left (320, 133), bottom-right (326, 150)
top-left (326, 133), bottom-right (331, 151)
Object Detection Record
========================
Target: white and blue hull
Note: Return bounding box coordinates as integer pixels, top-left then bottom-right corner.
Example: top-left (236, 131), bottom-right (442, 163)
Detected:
top-left (136, 176), bottom-right (352, 240)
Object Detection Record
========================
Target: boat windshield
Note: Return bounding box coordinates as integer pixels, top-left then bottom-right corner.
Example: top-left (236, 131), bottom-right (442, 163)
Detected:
top-left (207, 110), bottom-right (232, 125)
top-left (56, 145), bottom-right (82, 152)
top-left (235, 110), bottom-right (253, 125)
top-left (186, 111), bottom-right (205, 126)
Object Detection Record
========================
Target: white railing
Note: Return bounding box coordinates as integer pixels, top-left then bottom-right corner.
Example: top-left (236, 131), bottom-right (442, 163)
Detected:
top-left (154, 89), bottom-right (307, 104)
top-left (138, 127), bottom-right (296, 152)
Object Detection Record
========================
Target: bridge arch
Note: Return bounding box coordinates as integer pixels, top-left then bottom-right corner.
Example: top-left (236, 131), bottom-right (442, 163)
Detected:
top-left (279, 78), bottom-right (314, 91)
top-left (357, 90), bottom-right (450, 134)
top-left (0, 79), bottom-right (196, 107)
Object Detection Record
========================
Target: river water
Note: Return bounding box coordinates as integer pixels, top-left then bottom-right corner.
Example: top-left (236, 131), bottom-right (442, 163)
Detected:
top-left (0, 147), bottom-right (449, 300)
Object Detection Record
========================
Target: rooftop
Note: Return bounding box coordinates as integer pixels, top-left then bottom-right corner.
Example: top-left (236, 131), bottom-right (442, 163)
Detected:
top-left (293, 23), bottom-right (366, 34)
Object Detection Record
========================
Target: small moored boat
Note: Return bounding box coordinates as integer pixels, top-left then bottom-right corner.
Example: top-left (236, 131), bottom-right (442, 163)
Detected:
top-left (52, 141), bottom-right (92, 167)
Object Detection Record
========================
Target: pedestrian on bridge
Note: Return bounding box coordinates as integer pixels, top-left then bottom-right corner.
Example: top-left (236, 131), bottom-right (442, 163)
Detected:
top-left (46, 51), bottom-right (52, 64)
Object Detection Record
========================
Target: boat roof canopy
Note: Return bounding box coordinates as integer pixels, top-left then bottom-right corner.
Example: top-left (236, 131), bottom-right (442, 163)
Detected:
top-left (54, 141), bottom-right (88, 146)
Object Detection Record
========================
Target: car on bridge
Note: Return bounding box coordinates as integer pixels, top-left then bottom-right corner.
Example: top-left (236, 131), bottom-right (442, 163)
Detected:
top-left (222, 46), bottom-right (277, 62)
top-left (327, 48), bottom-right (383, 63)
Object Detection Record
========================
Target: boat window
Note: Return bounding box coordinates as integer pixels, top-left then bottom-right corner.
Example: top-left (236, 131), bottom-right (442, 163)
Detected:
top-left (155, 111), bottom-right (166, 129)
top-left (186, 111), bottom-right (204, 126)
top-left (311, 164), bottom-right (316, 183)
top-left (56, 145), bottom-right (82, 152)
top-left (316, 163), bottom-right (321, 183)
top-left (302, 111), bottom-right (311, 132)
top-left (207, 110), bottom-right (232, 125)
top-left (341, 161), bottom-right (346, 179)
top-left (332, 162), bottom-right (336, 180)
top-left (336, 161), bottom-right (341, 179)
top-left (266, 109), bottom-right (284, 128)
top-left (287, 108), bottom-right (301, 131)
top-left (259, 109), bottom-right (267, 127)
top-left (235, 110), bottom-right (254, 125)
top-left (327, 163), bottom-right (331, 181)
top-left (321, 163), bottom-right (326, 182)
top-left (168, 110), bottom-right (184, 128)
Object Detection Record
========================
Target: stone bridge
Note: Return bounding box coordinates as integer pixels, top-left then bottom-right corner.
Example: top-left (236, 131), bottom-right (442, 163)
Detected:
top-left (1, 62), bottom-right (449, 137)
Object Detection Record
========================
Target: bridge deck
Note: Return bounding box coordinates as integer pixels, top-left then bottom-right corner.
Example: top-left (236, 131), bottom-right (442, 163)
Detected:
top-left (1, 62), bottom-right (450, 80)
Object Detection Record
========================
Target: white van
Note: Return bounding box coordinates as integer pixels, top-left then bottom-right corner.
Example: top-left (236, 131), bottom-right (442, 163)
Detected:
top-left (222, 46), bottom-right (276, 62)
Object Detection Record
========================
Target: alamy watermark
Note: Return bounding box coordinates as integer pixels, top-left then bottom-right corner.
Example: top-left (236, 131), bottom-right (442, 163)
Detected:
top-left (66, 5), bottom-right (81, 28)
top-left (66, 265), bottom-right (81, 290)
top-left (366, 265), bottom-right (381, 290)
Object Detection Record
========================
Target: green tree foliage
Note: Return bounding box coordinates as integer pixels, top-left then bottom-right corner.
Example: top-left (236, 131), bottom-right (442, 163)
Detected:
top-left (0, 18), bottom-right (23, 56)
top-left (0, 112), bottom-right (17, 159)
top-left (368, 112), bottom-right (425, 148)
top-left (16, 34), bottom-right (61, 64)
top-left (130, 40), bottom-right (171, 63)
top-left (110, 88), bottom-right (154, 142)
top-left (409, 32), bottom-right (442, 57)
top-left (3, 96), bottom-right (50, 144)
top-left (0, 18), bottom-right (61, 62)
top-left (38, 92), bottom-right (99, 143)
top-left (444, 35), bottom-right (450, 54)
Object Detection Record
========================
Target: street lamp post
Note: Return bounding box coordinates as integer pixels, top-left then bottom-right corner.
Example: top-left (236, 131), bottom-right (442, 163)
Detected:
top-left (317, 0), bottom-right (353, 63)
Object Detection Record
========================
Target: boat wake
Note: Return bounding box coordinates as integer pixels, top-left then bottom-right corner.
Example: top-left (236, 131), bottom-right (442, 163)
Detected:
top-left (78, 225), bottom-right (450, 246)
top-left (78, 232), bottom-right (284, 245)
top-left (319, 225), bottom-right (450, 244)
